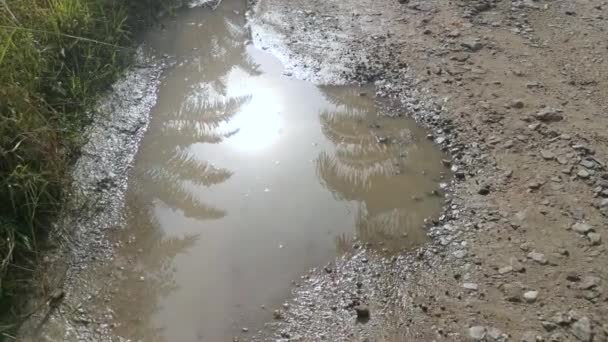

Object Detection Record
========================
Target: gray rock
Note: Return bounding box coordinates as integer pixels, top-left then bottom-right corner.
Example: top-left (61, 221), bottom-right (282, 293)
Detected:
top-left (580, 159), bottom-right (596, 169)
top-left (453, 250), bottom-right (467, 258)
top-left (578, 276), bottom-right (600, 290)
top-left (541, 149), bottom-right (556, 160)
top-left (469, 326), bottom-right (487, 340)
top-left (462, 39), bottom-right (484, 52)
top-left (527, 251), bottom-right (548, 265)
top-left (498, 266), bottom-right (513, 274)
top-left (551, 312), bottom-right (572, 326)
top-left (500, 282), bottom-right (523, 302)
top-left (487, 327), bottom-right (507, 341)
top-left (523, 290), bottom-right (539, 303)
top-left (578, 169), bottom-right (591, 179)
top-left (534, 108), bottom-right (563, 122)
top-left (571, 317), bottom-right (592, 342)
top-left (587, 232), bottom-right (601, 245)
top-left (463, 282), bottom-right (479, 291)
top-left (572, 222), bottom-right (593, 234)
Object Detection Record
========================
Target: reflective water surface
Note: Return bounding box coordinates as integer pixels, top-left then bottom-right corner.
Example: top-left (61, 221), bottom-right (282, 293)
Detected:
top-left (110, 0), bottom-right (448, 340)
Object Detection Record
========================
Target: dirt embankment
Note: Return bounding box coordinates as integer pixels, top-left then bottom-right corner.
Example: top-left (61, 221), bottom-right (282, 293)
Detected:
top-left (250, 0), bottom-right (608, 341)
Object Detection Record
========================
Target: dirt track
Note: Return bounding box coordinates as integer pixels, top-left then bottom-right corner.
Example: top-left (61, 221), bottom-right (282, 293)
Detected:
top-left (250, 0), bottom-right (608, 340)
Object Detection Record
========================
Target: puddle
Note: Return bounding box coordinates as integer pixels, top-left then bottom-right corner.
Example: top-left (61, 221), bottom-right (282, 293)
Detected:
top-left (109, 0), bottom-right (447, 340)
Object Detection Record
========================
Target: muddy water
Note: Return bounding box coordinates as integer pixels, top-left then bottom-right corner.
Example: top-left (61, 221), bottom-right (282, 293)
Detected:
top-left (110, 0), bottom-right (447, 340)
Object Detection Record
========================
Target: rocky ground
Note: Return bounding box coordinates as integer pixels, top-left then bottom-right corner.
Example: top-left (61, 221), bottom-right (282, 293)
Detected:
top-left (249, 0), bottom-right (608, 341)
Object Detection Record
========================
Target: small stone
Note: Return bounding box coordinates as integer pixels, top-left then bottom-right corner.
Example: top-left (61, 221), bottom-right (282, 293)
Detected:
top-left (578, 276), bottom-right (600, 290)
top-left (487, 327), bottom-right (506, 341)
top-left (523, 290), bottom-right (539, 303)
top-left (580, 159), bottom-right (596, 169)
top-left (463, 282), bottom-right (479, 291)
top-left (551, 312), bottom-right (571, 326)
top-left (469, 326), bottom-right (487, 340)
top-left (542, 321), bottom-right (559, 332)
top-left (577, 169), bottom-right (591, 179)
top-left (498, 266), bottom-right (513, 274)
top-left (541, 150), bottom-right (556, 160)
top-left (453, 250), bottom-right (467, 259)
top-left (527, 251), bottom-right (548, 265)
top-left (272, 309), bottom-right (283, 320)
top-left (571, 317), bottom-right (592, 342)
top-left (462, 39), bottom-right (484, 52)
top-left (534, 108), bottom-right (563, 122)
top-left (500, 282), bottom-right (523, 302)
top-left (572, 222), bottom-right (593, 234)
top-left (587, 232), bottom-right (601, 245)
top-left (242, 327), bottom-right (249, 333)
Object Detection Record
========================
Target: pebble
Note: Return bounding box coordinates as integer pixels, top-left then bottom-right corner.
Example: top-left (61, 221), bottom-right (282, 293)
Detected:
top-left (571, 317), bottom-right (592, 342)
top-left (527, 251), bottom-right (548, 265)
top-left (587, 232), bottom-right (601, 245)
top-left (463, 282), bottom-right (479, 291)
top-left (498, 266), bottom-right (513, 274)
top-left (523, 290), bottom-right (539, 303)
top-left (469, 326), bottom-right (486, 340)
top-left (540, 150), bottom-right (555, 160)
top-left (453, 250), bottom-right (467, 258)
top-left (577, 169), bottom-right (591, 179)
top-left (572, 222), bottom-right (593, 234)
top-left (578, 276), bottom-right (600, 290)
top-left (461, 39), bottom-right (484, 52)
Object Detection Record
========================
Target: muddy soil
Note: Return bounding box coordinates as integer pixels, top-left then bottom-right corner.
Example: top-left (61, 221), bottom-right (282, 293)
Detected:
top-left (19, 0), bottom-right (608, 341)
top-left (250, 0), bottom-right (608, 341)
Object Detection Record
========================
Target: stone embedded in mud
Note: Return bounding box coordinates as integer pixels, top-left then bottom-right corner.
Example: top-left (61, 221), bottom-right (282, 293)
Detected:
top-left (527, 251), bottom-right (548, 265)
top-left (523, 290), bottom-right (539, 303)
top-left (498, 266), bottom-right (513, 274)
top-left (587, 232), bottom-right (601, 245)
top-left (461, 39), bottom-right (484, 52)
top-left (463, 282), bottom-right (479, 291)
top-left (540, 149), bottom-right (556, 160)
top-left (572, 222), bottom-right (593, 234)
top-left (469, 326), bottom-right (486, 341)
top-left (577, 169), bottom-right (591, 179)
top-left (571, 317), bottom-right (592, 342)
top-left (534, 108), bottom-right (563, 122)
top-left (578, 276), bottom-right (600, 290)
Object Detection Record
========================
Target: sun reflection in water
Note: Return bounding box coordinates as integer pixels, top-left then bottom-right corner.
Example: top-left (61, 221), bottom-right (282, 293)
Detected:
top-left (223, 87), bottom-right (283, 152)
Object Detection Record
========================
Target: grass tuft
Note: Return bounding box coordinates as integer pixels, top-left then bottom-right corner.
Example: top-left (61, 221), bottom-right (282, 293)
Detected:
top-left (0, 0), bottom-right (181, 334)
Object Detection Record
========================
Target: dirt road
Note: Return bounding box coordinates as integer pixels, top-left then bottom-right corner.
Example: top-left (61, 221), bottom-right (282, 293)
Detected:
top-left (250, 0), bottom-right (608, 341)
top-left (18, 0), bottom-right (608, 341)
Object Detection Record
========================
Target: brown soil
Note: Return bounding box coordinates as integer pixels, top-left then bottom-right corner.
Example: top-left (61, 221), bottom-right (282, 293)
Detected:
top-left (251, 0), bottom-right (608, 341)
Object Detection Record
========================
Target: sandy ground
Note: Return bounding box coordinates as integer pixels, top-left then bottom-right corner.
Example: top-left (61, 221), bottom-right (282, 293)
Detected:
top-left (249, 0), bottom-right (608, 341)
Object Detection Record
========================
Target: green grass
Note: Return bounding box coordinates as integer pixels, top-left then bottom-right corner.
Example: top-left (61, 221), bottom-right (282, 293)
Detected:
top-left (0, 0), bottom-right (180, 334)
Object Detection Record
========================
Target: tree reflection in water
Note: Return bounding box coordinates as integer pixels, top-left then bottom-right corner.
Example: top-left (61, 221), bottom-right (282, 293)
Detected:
top-left (112, 0), bottom-right (258, 340)
top-left (317, 87), bottom-right (432, 254)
